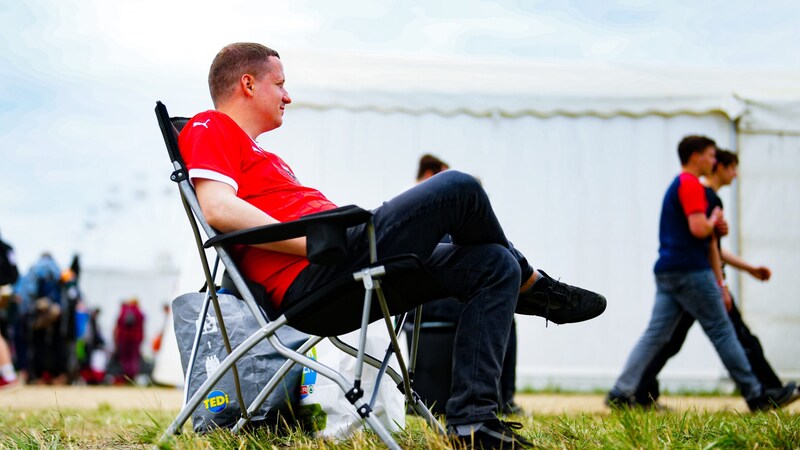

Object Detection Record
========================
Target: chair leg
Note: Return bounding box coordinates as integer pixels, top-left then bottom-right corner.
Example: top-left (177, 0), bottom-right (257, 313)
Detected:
top-left (159, 318), bottom-right (285, 443)
top-left (409, 395), bottom-right (448, 435)
top-left (362, 414), bottom-right (403, 450)
top-left (182, 289), bottom-right (214, 406)
top-left (265, 328), bottom-right (404, 450)
top-left (328, 335), bottom-right (448, 437)
top-left (373, 283), bottom-right (414, 404)
top-left (409, 306), bottom-right (424, 375)
top-left (231, 335), bottom-right (325, 433)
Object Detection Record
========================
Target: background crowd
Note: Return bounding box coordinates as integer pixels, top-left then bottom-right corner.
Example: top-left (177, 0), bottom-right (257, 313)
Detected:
top-left (0, 239), bottom-right (160, 388)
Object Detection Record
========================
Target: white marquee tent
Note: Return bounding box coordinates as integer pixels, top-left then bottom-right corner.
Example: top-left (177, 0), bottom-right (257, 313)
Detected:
top-left (81, 51), bottom-right (800, 390)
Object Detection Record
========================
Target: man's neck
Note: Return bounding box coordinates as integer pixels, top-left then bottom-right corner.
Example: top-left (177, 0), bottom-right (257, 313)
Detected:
top-left (217, 104), bottom-right (262, 140)
top-left (681, 165), bottom-right (702, 178)
top-left (706, 174), bottom-right (723, 192)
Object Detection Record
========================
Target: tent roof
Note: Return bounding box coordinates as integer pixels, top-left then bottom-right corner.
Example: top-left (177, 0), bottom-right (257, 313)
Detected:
top-left (284, 50), bottom-right (800, 133)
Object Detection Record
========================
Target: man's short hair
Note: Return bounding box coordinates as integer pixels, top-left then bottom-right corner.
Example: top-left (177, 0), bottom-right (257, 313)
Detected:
top-left (714, 148), bottom-right (739, 171)
top-left (209, 43), bottom-right (280, 107)
top-left (417, 154), bottom-right (449, 180)
top-left (677, 135), bottom-right (716, 165)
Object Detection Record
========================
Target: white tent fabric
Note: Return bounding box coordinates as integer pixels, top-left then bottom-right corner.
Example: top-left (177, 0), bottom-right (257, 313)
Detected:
top-left (283, 50), bottom-right (800, 124)
top-left (88, 51), bottom-right (800, 390)
top-left (736, 133), bottom-right (800, 375)
top-left (739, 99), bottom-right (800, 134)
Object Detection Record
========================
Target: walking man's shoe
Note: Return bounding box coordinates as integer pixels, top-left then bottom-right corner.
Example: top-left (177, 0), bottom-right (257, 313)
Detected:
top-left (605, 390), bottom-right (670, 411)
top-left (516, 270), bottom-right (606, 324)
top-left (748, 381), bottom-right (800, 411)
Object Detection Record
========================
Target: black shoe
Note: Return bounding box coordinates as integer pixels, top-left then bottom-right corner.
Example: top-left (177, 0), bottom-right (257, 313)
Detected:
top-left (605, 392), bottom-right (668, 411)
top-left (605, 391), bottom-right (636, 409)
top-left (516, 270), bottom-right (607, 324)
top-left (449, 418), bottom-right (533, 449)
top-left (748, 381), bottom-right (800, 411)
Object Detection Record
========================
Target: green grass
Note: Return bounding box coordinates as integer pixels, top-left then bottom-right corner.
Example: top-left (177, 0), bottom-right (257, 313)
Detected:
top-left (0, 405), bottom-right (798, 449)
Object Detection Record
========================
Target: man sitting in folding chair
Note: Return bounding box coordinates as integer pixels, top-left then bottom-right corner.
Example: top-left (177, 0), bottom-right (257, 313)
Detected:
top-left (179, 42), bottom-right (607, 449)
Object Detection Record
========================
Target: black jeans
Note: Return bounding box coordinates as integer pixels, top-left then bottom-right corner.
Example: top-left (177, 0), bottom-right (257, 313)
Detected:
top-left (634, 294), bottom-right (782, 404)
top-left (284, 171), bottom-right (534, 425)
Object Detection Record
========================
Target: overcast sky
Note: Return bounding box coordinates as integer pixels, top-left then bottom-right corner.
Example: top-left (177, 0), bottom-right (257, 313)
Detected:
top-left (2, 0), bottom-right (799, 269)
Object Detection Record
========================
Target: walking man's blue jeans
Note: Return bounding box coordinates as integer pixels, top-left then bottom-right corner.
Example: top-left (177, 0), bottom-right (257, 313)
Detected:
top-left (611, 269), bottom-right (762, 402)
top-left (284, 170), bottom-right (535, 425)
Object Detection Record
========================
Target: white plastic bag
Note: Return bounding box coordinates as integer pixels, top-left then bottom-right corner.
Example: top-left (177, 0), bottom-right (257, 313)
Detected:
top-left (90, 349), bottom-right (108, 372)
top-left (298, 322), bottom-right (405, 439)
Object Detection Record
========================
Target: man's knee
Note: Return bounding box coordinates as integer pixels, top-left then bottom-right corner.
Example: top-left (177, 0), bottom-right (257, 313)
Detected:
top-left (482, 244), bottom-right (521, 285)
top-left (435, 170), bottom-right (483, 194)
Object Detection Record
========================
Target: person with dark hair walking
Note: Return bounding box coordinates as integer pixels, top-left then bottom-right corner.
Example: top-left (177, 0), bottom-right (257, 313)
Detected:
top-left (629, 148), bottom-right (797, 406)
top-left (606, 137), bottom-right (798, 411)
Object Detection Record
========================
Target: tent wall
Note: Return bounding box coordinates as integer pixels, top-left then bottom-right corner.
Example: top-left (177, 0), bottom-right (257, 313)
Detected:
top-left (93, 95), bottom-right (799, 391)
top-left (73, 54), bottom-right (800, 390)
top-left (259, 106), bottom-right (739, 391)
top-left (736, 132), bottom-right (800, 379)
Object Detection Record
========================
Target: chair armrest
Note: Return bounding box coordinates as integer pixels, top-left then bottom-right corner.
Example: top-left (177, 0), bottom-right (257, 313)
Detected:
top-left (203, 205), bottom-right (372, 248)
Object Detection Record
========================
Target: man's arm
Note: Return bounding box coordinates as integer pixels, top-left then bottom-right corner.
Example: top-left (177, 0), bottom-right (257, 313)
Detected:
top-left (687, 206), bottom-right (723, 238)
top-left (194, 178), bottom-right (307, 256)
top-left (708, 234), bottom-right (732, 311)
top-left (721, 248), bottom-right (771, 281)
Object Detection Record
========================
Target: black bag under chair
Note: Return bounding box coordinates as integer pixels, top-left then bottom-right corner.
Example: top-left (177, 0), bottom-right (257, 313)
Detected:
top-left (155, 101), bottom-right (450, 449)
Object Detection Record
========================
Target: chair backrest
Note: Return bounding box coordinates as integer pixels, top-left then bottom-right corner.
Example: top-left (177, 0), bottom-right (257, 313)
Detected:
top-left (155, 101), bottom-right (189, 167)
top-left (154, 101), bottom-right (271, 326)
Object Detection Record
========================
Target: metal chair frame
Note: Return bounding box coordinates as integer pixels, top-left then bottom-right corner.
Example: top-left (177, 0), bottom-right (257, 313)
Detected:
top-left (155, 101), bottom-right (444, 449)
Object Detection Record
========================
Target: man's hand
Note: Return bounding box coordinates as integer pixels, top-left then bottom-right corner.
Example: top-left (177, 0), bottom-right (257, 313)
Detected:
top-left (714, 214), bottom-right (729, 237)
top-left (709, 206), bottom-right (723, 224)
top-left (689, 206), bottom-right (724, 238)
top-left (721, 285), bottom-right (733, 312)
top-left (748, 266), bottom-right (772, 281)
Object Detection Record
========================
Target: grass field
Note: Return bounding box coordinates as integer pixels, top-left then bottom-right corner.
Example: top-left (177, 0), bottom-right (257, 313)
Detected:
top-left (1, 389), bottom-right (799, 449)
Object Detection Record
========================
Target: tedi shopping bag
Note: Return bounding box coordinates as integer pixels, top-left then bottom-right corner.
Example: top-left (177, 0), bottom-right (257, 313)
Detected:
top-left (173, 292), bottom-right (309, 433)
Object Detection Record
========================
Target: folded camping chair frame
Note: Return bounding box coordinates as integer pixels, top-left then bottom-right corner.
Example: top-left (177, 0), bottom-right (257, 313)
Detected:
top-left (154, 101), bottom-right (447, 449)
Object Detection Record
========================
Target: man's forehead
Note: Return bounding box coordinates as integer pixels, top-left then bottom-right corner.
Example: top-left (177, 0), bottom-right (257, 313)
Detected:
top-left (264, 56), bottom-right (285, 78)
top-left (267, 56), bottom-right (283, 70)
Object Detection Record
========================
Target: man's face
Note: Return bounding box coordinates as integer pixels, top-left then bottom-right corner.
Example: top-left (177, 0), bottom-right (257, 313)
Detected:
top-left (253, 56), bottom-right (292, 132)
top-left (695, 145), bottom-right (717, 176)
top-left (716, 162), bottom-right (738, 186)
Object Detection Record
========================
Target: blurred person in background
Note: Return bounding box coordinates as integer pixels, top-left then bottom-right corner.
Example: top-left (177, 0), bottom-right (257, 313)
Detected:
top-left (113, 298), bottom-right (145, 384)
top-left (78, 307), bottom-right (107, 385)
top-left (60, 255), bottom-right (83, 383)
top-left (14, 252), bottom-right (63, 384)
top-left (407, 154), bottom-right (522, 415)
top-left (0, 231), bottom-right (20, 389)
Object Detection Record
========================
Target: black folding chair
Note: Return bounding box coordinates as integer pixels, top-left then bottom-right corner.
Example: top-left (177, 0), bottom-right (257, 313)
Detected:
top-left (154, 101), bottom-right (448, 449)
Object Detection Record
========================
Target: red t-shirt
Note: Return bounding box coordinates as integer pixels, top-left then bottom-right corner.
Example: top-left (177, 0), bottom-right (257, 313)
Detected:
top-left (677, 172), bottom-right (707, 216)
top-left (178, 111), bottom-right (337, 306)
top-left (654, 172), bottom-right (711, 273)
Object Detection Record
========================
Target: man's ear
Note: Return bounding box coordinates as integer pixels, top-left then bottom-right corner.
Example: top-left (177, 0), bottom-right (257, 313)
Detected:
top-left (240, 74), bottom-right (256, 96)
